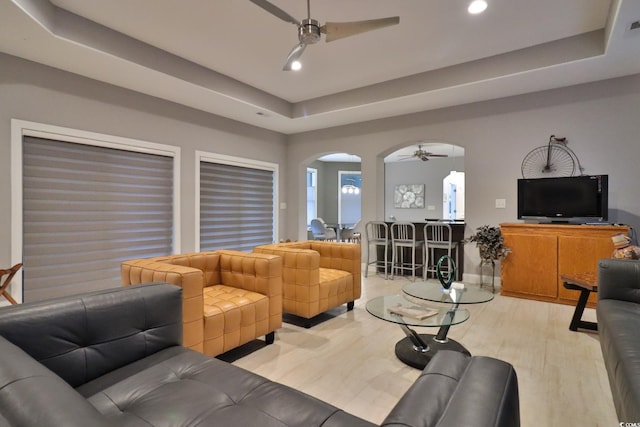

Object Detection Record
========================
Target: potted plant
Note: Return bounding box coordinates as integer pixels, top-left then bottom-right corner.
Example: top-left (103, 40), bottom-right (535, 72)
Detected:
top-left (463, 225), bottom-right (511, 291)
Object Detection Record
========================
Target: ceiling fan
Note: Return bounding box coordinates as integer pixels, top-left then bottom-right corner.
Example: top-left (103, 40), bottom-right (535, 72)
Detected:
top-left (399, 145), bottom-right (449, 162)
top-left (249, 0), bottom-right (400, 71)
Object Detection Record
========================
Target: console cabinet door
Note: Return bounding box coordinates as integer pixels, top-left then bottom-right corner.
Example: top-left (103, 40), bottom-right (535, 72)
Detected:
top-left (501, 233), bottom-right (558, 299)
top-left (557, 235), bottom-right (615, 304)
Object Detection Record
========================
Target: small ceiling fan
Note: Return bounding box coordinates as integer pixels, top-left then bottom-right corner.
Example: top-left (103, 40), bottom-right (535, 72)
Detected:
top-left (399, 145), bottom-right (449, 162)
top-left (249, 0), bottom-right (400, 71)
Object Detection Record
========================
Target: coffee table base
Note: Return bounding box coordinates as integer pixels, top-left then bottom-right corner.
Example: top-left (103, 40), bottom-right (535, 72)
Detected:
top-left (394, 334), bottom-right (471, 369)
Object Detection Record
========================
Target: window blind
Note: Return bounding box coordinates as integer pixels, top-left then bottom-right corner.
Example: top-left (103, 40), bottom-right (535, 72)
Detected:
top-left (22, 136), bottom-right (173, 302)
top-left (200, 161), bottom-right (274, 252)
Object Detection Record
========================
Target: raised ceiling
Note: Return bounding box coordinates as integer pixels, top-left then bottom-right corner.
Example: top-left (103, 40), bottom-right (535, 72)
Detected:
top-left (1, 0), bottom-right (639, 134)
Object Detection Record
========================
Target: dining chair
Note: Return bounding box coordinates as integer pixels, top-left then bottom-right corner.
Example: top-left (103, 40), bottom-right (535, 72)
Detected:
top-left (310, 218), bottom-right (337, 241)
top-left (390, 222), bottom-right (425, 281)
top-left (340, 219), bottom-right (361, 243)
top-left (423, 222), bottom-right (459, 281)
top-left (364, 221), bottom-right (392, 279)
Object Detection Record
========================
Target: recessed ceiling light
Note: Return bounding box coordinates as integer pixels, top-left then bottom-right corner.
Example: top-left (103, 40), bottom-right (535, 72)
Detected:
top-left (468, 0), bottom-right (488, 14)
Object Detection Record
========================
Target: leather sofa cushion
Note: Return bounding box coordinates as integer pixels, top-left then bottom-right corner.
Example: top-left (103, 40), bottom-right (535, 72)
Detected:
top-left (597, 298), bottom-right (640, 421)
top-left (86, 346), bottom-right (374, 427)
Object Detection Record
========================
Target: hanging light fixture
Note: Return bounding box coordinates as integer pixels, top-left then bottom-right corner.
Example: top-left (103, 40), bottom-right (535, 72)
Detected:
top-left (341, 178), bottom-right (360, 195)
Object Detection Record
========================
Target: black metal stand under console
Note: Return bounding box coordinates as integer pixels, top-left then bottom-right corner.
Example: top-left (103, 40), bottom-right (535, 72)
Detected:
top-left (563, 282), bottom-right (598, 332)
top-left (561, 272), bottom-right (598, 332)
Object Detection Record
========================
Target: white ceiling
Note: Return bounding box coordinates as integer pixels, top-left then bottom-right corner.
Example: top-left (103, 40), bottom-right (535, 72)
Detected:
top-left (2, 0), bottom-right (640, 135)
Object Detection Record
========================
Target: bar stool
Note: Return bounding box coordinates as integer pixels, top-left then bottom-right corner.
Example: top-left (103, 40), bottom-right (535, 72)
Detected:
top-left (364, 221), bottom-right (392, 279)
top-left (423, 222), bottom-right (459, 281)
top-left (0, 263), bottom-right (22, 305)
top-left (391, 222), bottom-right (425, 281)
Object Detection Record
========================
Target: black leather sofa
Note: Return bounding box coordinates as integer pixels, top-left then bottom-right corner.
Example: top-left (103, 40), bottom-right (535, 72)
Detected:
top-left (597, 258), bottom-right (640, 422)
top-left (0, 283), bottom-right (520, 427)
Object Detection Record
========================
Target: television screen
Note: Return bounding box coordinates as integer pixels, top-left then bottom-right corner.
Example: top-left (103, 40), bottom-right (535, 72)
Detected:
top-left (517, 175), bottom-right (608, 222)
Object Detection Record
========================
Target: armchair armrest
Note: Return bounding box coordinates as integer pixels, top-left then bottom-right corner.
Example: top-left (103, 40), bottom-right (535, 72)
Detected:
top-left (121, 260), bottom-right (205, 352)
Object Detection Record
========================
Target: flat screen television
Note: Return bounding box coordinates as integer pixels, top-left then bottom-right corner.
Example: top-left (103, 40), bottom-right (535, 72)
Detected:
top-left (517, 175), bottom-right (608, 223)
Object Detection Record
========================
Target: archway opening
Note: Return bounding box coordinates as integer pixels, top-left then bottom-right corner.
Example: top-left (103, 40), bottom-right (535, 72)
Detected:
top-left (384, 142), bottom-right (464, 221)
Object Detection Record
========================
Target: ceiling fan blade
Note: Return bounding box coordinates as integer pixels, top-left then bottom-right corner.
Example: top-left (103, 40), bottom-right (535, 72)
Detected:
top-left (283, 42), bottom-right (307, 71)
top-left (321, 16), bottom-right (399, 42)
top-left (426, 154), bottom-right (449, 158)
top-left (249, 0), bottom-right (299, 25)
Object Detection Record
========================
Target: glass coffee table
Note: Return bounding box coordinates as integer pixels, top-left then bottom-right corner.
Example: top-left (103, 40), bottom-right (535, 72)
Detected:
top-left (366, 281), bottom-right (493, 369)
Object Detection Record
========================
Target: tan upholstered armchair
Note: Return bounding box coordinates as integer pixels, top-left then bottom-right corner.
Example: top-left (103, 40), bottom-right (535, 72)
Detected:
top-left (121, 250), bottom-right (282, 357)
top-left (253, 241), bottom-right (361, 321)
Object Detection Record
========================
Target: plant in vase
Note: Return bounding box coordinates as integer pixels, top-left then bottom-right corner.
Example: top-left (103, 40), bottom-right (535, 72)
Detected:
top-left (463, 225), bottom-right (511, 291)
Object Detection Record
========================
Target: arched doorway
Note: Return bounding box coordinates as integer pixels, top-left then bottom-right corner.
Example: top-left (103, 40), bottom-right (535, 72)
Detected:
top-left (306, 153), bottom-right (361, 238)
top-left (384, 142), bottom-right (464, 221)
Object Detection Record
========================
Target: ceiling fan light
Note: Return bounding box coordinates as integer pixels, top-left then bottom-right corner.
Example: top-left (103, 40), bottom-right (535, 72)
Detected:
top-left (291, 60), bottom-right (302, 71)
top-left (468, 0), bottom-right (487, 14)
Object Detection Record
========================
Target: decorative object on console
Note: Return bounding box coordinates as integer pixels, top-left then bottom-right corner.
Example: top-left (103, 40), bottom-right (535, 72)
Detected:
top-left (611, 233), bottom-right (640, 259)
top-left (521, 134), bottom-right (584, 178)
top-left (394, 184), bottom-right (425, 208)
top-left (464, 225), bottom-right (511, 292)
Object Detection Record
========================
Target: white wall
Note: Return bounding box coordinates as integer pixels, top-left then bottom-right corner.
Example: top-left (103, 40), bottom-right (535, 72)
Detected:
top-left (2, 52), bottom-right (639, 283)
top-left (286, 74), bottom-right (640, 280)
top-left (0, 53), bottom-right (288, 267)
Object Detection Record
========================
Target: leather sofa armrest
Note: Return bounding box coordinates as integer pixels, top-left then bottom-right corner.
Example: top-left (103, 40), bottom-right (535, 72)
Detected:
top-left (598, 258), bottom-right (640, 303)
top-left (121, 260), bottom-right (205, 352)
top-left (382, 351), bottom-right (520, 427)
top-left (0, 337), bottom-right (114, 427)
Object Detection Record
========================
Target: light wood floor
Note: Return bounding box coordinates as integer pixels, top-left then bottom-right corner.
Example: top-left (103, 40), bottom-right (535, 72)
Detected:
top-left (232, 272), bottom-right (617, 426)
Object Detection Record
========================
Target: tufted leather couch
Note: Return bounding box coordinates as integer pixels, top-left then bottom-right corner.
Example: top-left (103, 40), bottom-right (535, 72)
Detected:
top-left (597, 258), bottom-right (640, 422)
top-left (0, 283), bottom-right (520, 427)
top-left (254, 240), bottom-right (361, 320)
top-left (121, 250), bottom-right (282, 357)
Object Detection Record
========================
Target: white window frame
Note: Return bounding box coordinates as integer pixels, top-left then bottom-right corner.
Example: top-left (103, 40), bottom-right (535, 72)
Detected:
top-left (195, 151), bottom-right (279, 251)
top-left (307, 167), bottom-right (318, 227)
top-left (10, 119), bottom-right (181, 304)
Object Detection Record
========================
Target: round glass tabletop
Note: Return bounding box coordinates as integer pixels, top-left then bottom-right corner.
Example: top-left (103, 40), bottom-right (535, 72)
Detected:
top-left (403, 281), bottom-right (494, 305)
top-left (366, 294), bottom-right (470, 327)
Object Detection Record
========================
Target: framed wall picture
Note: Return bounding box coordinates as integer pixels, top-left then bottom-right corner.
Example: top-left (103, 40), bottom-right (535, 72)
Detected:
top-left (394, 184), bottom-right (425, 208)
